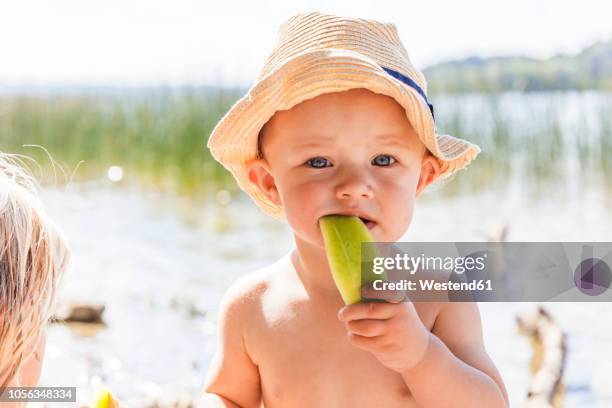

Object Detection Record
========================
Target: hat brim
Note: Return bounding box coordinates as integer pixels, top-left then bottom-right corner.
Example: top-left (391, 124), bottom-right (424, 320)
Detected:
top-left (207, 48), bottom-right (480, 219)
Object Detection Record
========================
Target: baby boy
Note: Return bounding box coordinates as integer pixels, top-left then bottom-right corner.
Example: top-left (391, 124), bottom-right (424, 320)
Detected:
top-left (202, 11), bottom-right (508, 408)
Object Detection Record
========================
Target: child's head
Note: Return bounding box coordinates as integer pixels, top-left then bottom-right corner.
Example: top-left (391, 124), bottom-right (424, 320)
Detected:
top-left (0, 154), bottom-right (70, 388)
top-left (247, 88), bottom-right (439, 245)
top-left (207, 11), bottom-right (480, 231)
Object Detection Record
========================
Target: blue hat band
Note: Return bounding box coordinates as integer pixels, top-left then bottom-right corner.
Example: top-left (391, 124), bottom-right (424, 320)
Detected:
top-left (381, 66), bottom-right (435, 121)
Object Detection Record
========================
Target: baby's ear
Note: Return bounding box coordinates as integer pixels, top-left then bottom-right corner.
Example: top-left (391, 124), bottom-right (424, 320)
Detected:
top-left (246, 158), bottom-right (282, 206)
top-left (415, 154), bottom-right (441, 197)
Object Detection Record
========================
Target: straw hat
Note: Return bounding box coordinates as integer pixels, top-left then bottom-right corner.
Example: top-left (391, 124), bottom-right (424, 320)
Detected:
top-left (207, 11), bottom-right (480, 219)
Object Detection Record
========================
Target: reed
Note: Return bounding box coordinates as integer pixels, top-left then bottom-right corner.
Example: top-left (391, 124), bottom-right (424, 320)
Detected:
top-left (1, 90), bottom-right (610, 199)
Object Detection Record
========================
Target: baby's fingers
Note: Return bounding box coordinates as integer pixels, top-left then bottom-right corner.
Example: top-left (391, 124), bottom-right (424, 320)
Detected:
top-left (346, 318), bottom-right (387, 337)
top-left (338, 300), bottom-right (399, 321)
top-left (361, 282), bottom-right (407, 303)
top-left (346, 332), bottom-right (387, 351)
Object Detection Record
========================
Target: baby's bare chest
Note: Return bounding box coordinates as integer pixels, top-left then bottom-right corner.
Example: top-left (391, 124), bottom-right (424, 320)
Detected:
top-left (248, 301), bottom-right (437, 408)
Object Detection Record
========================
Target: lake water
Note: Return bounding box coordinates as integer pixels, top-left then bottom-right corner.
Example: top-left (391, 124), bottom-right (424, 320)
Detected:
top-left (33, 178), bottom-right (612, 407)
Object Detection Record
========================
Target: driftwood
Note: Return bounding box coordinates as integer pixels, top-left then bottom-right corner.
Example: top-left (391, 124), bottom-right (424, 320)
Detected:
top-left (484, 223), bottom-right (510, 242)
top-left (51, 301), bottom-right (106, 324)
top-left (516, 306), bottom-right (566, 408)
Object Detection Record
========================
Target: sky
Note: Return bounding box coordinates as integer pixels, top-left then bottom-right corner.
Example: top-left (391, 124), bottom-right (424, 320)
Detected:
top-left (1, 0), bottom-right (611, 87)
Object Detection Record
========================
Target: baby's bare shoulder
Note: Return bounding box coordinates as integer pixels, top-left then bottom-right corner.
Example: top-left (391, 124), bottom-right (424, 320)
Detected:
top-left (220, 263), bottom-right (276, 310)
top-left (216, 256), bottom-right (299, 365)
top-left (218, 256), bottom-right (294, 320)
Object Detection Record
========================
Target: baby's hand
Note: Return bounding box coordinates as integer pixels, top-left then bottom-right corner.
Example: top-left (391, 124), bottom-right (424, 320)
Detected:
top-left (337, 286), bottom-right (431, 374)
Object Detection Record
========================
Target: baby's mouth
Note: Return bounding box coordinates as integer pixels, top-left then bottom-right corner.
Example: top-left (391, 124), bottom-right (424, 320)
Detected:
top-left (318, 214), bottom-right (377, 231)
top-left (358, 216), bottom-right (376, 230)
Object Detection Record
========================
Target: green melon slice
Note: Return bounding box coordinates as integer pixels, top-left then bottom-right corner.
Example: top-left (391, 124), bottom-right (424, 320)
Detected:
top-left (319, 215), bottom-right (384, 304)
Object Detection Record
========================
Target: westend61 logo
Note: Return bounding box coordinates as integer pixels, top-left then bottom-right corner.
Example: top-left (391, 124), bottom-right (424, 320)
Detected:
top-left (362, 242), bottom-right (612, 302)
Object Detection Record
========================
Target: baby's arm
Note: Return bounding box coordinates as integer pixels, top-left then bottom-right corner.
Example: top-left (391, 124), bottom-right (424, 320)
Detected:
top-left (402, 301), bottom-right (509, 407)
top-left (200, 276), bottom-right (262, 408)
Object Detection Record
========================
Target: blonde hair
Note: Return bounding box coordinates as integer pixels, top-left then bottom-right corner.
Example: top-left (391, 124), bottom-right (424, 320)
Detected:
top-left (0, 153), bottom-right (70, 386)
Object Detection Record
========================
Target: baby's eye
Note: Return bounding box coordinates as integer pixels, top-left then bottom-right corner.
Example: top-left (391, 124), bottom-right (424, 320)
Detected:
top-left (306, 157), bottom-right (332, 168)
top-left (372, 154), bottom-right (397, 166)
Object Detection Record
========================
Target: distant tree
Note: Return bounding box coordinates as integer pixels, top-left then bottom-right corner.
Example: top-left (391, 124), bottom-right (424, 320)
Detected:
top-left (424, 38), bottom-right (612, 93)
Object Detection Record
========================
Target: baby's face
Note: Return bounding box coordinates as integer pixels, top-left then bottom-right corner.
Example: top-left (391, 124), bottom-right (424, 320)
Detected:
top-left (247, 88), bottom-right (440, 247)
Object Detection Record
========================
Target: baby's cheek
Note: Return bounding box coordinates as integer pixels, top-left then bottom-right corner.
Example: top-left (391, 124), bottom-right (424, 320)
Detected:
top-left (281, 185), bottom-right (323, 237)
top-left (385, 189), bottom-right (416, 236)
top-left (283, 183), bottom-right (318, 213)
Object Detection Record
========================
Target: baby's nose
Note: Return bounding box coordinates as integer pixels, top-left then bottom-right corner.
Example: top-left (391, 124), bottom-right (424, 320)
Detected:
top-left (335, 176), bottom-right (374, 200)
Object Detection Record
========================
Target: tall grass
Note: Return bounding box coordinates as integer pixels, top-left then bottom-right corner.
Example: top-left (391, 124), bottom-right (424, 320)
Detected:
top-left (1, 89), bottom-right (611, 199)
top-left (0, 88), bottom-right (243, 198)
top-left (433, 92), bottom-right (612, 198)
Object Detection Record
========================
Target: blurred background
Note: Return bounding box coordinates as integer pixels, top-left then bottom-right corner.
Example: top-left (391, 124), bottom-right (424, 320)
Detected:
top-left (1, 0), bottom-right (612, 406)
